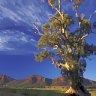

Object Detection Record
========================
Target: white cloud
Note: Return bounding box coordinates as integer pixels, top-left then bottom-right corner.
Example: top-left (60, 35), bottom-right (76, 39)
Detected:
top-left (0, 0), bottom-right (52, 26)
top-left (0, 30), bottom-right (37, 52)
top-left (0, 36), bottom-right (14, 51)
top-left (0, 0), bottom-right (88, 54)
top-left (0, 5), bottom-right (23, 22)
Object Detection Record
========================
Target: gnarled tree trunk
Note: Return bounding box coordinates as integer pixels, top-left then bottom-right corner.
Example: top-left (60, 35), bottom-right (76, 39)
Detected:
top-left (64, 70), bottom-right (91, 96)
top-left (65, 86), bottom-right (91, 96)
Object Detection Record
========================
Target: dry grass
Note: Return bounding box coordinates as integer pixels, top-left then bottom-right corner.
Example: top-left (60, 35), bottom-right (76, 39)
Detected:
top-left (0, 87), bottom-right (96, 96)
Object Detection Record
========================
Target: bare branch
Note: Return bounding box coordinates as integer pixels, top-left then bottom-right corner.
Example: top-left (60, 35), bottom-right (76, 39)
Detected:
top-left (32, 22), bottom-right (43, 36)
top-left (58, 0), bottom-right (61, 12)
top-left (53, 61), bottom-right (71, 70)
top-left (89, 10), bottom-right (96, 20)
top-left (80, 34), bottom-right (88, 40)
top-left (78, 29), bottom-right (96, 41)
top-left (77, 34), bottom-right (88, 42)
top-left (53, 16), bottom-right (61, 22)
top-left (49, 4), bottom-right (63, 19)
top-left (48, 14), bottom-right (61, 23)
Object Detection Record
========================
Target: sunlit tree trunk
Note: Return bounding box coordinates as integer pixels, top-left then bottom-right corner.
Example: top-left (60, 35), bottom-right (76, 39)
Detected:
top-left (35, 0), bottom-right (96, 96)
top-left (65, 69), bottom-right (91, 96)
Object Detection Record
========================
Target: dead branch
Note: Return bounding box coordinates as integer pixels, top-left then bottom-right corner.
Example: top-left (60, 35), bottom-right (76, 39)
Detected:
top-left (32, 22), bottom-right (43, 36)
top-left (89, 10), bottom-right (96, 20)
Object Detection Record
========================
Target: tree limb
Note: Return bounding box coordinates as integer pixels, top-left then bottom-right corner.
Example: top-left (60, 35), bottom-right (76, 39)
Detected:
top-left (58, 0), bottom-right (61, 12)
top-left (32, 22), bottom-right (43, 36)
top-left (89, 10), bottom-right (96, 20)
top-left (50, 4), bottom-right (63, 19)
top-left (80, 34), bottom-right (88, 40)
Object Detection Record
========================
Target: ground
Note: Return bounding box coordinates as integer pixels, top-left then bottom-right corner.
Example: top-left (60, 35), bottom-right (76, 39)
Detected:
top-left (0, 87), bottom-right (96, 96)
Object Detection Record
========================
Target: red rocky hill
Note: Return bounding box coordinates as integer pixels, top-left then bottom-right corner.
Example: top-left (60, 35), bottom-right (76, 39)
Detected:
top-left (0, 74), bottom-right (96, 88)
top-left (0, 74), bottom-right (15, 86)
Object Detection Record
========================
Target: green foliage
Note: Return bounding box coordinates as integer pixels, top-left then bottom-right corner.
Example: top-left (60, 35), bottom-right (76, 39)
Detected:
top-left (48, 0), bottom-right (55, 5)
top-left (61, 13), bottom-right (74, 27)
top-left (48, 32), bottom-right (59, 45)
top-left (38, 31), bottom-right (60, 49)
top-left (38, 33), bottom-right (50, 48)
top-left (81, 19), bottom-right (91, 33)
top-left (35, 50), bottom-right (50, 62)
top-left (49, 13), bottom-right (74, 30)
top-left (35, 0), bottom-right (96, 89)
top-left (48, 0), bottom-right (58, 7)
top-left (42, 23), bottom-right (50, 32)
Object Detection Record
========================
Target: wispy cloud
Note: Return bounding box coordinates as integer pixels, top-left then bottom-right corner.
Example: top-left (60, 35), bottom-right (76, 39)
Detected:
top-left (0, 0), bottom-right (52, 26)
top-left (0, 0), bottom-right (95, 55)
top-left (0, 30), bottom-right (38, 54)
top-left (0, 0), bottom-right (51, 55)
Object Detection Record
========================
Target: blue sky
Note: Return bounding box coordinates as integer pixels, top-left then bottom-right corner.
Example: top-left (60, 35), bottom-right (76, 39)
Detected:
top-left (0, 0), bottom-right (96, 80)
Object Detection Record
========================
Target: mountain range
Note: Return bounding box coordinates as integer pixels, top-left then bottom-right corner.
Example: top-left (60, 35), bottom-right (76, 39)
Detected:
top-left (0, 74), bottom-right (96, 88)
top-left (0, 0), bottom-right (96, 82)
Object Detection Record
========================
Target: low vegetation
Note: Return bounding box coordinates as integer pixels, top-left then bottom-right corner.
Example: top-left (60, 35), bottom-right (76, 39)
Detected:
top-left (0, 87), bottom-right (96, 96)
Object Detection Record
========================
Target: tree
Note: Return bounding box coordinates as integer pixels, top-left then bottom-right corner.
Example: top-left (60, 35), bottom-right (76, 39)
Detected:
top-left (34, 0), bottom-right (96, 96)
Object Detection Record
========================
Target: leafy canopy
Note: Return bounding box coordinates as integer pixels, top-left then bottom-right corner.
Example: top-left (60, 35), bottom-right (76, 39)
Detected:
top-left (34, 0), bottom-right (96, 79)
